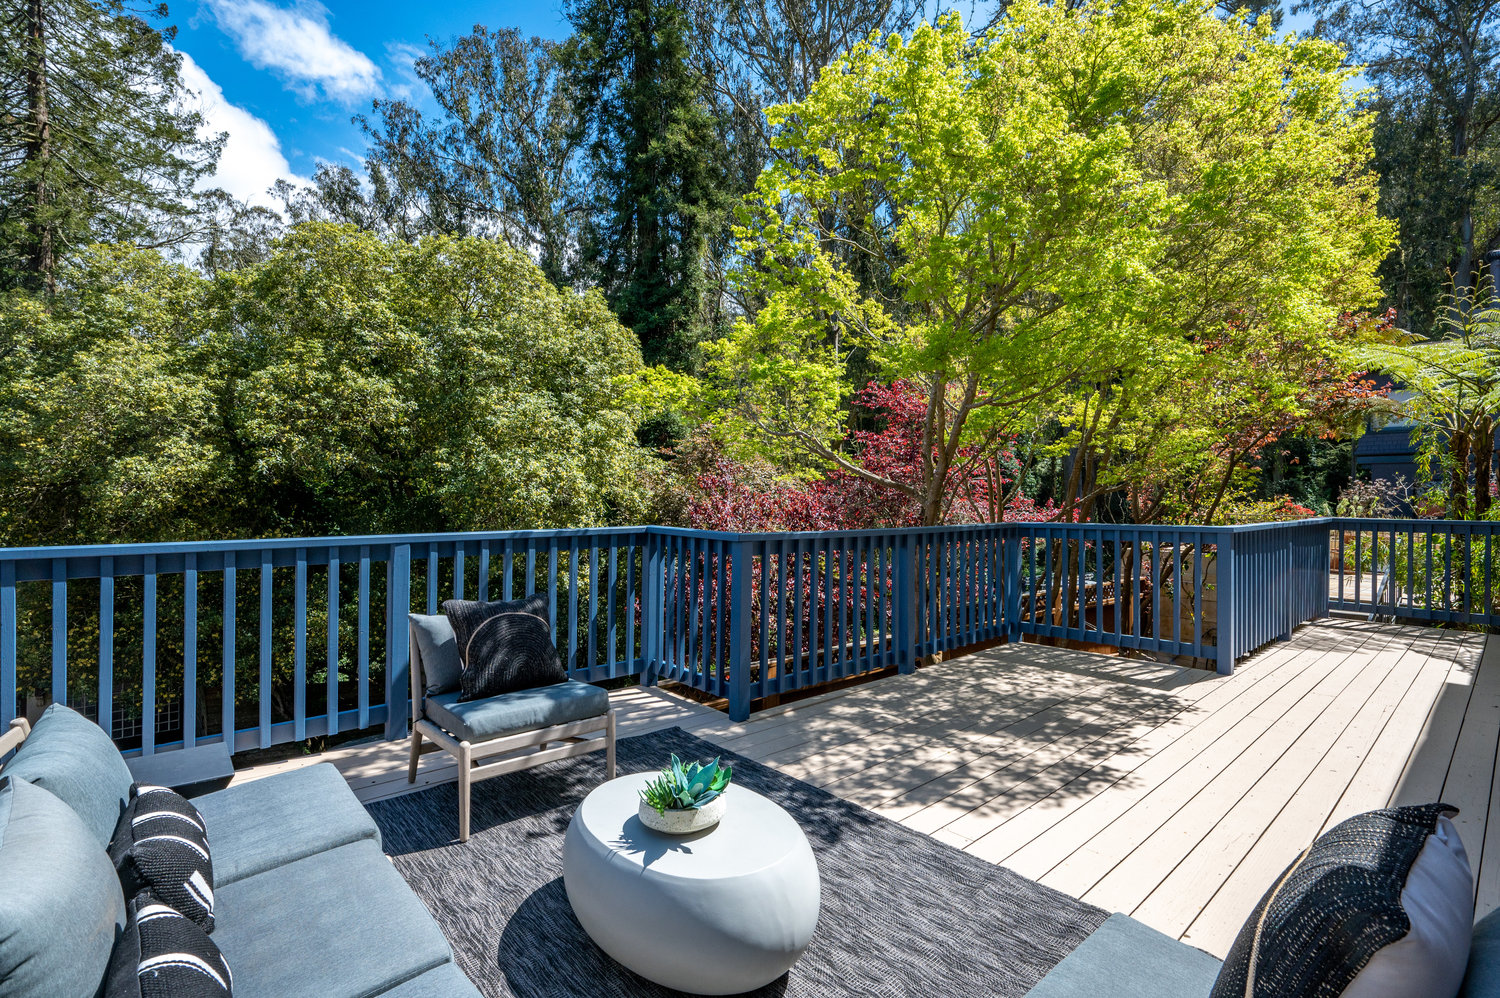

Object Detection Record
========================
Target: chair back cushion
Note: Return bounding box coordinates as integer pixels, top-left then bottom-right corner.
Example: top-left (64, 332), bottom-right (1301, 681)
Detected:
top-left (409, 612), bottom-right (464, 696)
top-left (2, 702), bottom-right (133, 847)
top-left (0, 775), bottom-right (127, 997)
top-left (1211, 802), bottom-right (1472, 998)
top-left (442, 595), bottom-right (567, 703)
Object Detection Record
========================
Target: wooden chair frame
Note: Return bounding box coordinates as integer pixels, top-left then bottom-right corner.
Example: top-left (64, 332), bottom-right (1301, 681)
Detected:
top-left (0, 717), bottom-right (31, 761)
top-left (407, 620), bottom-right (616, 842)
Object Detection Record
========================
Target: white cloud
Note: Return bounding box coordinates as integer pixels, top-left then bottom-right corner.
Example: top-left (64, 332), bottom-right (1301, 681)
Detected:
top-left (202, 0), bottom-right (381, 104)
top-left (178, 49), bottom-right (310, 208)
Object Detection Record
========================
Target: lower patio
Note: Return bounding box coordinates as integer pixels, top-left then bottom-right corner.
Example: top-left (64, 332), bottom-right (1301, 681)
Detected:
top-left (233, 616), bottom-right (1498, 960)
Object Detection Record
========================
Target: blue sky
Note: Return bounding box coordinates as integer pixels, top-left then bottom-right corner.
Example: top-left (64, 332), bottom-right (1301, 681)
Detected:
top-left (170, 0), bottom-right (573, 206)
top-left (169, 0), bottom-right (1311, 210)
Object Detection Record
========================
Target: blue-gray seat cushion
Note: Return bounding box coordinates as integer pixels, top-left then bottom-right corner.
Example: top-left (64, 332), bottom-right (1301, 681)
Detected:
top-left (376, 962), bottom-right (484, 997)
top-left (1, 702), bottom-right (133, 847)
top-left (409, 612), bottom-right (463, 695)
top-left (1024, 913), bottom-right (1222, 998)
top-left (0, 776), bottom-right (126, 997)
top-left (213, 838), bottom-right (457, 998)
top-left (1460, 909), bottom-right (1500, 997)
top-left (194, 762), bottom-right (380, 886)
top-left (425, 680), bottom-right (609, 742)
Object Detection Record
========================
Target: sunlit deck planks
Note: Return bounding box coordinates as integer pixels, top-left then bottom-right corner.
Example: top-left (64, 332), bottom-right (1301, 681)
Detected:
top-left (232, 617), bottom-right (1498, 960)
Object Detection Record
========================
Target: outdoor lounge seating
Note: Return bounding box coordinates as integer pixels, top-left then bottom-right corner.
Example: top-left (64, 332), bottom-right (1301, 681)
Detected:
top-left (408, 612), bottom-right (616, 842)
top-left (0, 704), bottom-right (482, 998)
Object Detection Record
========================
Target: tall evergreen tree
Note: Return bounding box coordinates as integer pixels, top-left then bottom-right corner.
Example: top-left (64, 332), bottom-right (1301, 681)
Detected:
top-left (564, 0), bottom-right (732, 371)
top-left (1297, 0), bottom-right (1500, 328)
top-left (0, 0), bottom-right (219, 295)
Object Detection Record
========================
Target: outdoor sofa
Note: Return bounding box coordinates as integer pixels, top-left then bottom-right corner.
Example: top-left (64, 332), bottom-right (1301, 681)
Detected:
top-left (0, 704), bottom-right (481, 998)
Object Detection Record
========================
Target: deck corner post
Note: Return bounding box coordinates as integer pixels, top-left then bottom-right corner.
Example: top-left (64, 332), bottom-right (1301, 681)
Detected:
top-left (384, 543), bottom-right (412, 740)
top-left (642, 530), bottom-right (662, 687)
top-left (1216, 529), bottom-right (1237, 675)
top-left (727, 537), bottom-right (754, 722)
top-left (1318, 521), bottom-right (1332, 620)
top-left (896, 533), bottom-right (917, 674)
top-left (1003, 526), bottom-right (1023, 641)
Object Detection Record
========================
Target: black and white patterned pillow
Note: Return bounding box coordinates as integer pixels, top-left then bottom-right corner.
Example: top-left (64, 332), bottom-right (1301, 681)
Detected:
top-left (1211, 802), bottom-right (1472, 998)
top-left (106, 894), bottom-right (232, 998)
top-left (109, 784), bottom-right (215, 932)
top-left (442, 595), bottom-right (566, 702)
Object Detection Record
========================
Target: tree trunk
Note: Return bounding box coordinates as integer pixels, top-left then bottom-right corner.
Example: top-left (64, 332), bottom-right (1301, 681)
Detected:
top-left (1476, 415), bottom-right (1494, 519)
top-left (24, 0), bottom-right (54, 296)
top-left (1450, 427), bottom-right (1472, 519)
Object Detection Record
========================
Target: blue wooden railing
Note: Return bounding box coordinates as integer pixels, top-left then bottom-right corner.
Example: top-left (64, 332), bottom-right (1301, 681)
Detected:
top-left (0, 516), bottom-right (1483, 768)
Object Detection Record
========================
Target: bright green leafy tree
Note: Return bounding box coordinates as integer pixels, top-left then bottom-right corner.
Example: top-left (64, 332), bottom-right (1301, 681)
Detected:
top-left (699, 1), bottom-right (1392, 526)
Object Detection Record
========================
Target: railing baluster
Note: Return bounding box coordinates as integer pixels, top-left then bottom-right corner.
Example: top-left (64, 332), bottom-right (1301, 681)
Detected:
top-left (294, 547), bottom-right (307, 741)
top-left (478, 540), bottom-right (490, 602)
top-left (222, 561), bottom-right (235, 747)
top-left (259, 551), bottom-right (272, 750)
top-left (568, 539), bottom-right (580, 674)
top-left (184, 553), bottom-right (197, 748)
top-left (588, 543), bottom-right (599, 677)
top-left (454, 542), bottom-right (465, 601)
top-left (143, 556), bottom-right (157, 755)
top-left (51, 559), bottom-right (66, 707)
top-left (327, 550), bottom-right (340, 736)
top-left (100, 559), bottom-right (114, 739)
top-left (549, 544), bottom-right (560, 651)
top-left (427, 543), bottom-right (439, 614)
top-left (607, 542), bottom-right (618, 675)
top-left (2, 561), bottom-right (16, 728)
top-left (357, 547), bottom-right (370, 731)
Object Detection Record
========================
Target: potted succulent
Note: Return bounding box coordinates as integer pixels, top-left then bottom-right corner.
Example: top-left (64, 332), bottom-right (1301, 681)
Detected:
top-left (637, 754), bottom-right (733, 835)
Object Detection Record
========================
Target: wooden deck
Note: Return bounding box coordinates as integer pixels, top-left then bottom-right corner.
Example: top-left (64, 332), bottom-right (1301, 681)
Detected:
top-left (233, 618), bottom-right (1498, 959)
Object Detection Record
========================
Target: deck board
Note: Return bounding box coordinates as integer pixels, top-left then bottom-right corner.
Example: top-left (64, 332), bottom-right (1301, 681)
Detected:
top-left (231, 617), bottom-right (1500, 958)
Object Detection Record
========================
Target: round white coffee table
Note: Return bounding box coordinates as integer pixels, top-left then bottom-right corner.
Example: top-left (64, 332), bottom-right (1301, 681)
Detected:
top-left (562, 772), bottom-right (821, 995)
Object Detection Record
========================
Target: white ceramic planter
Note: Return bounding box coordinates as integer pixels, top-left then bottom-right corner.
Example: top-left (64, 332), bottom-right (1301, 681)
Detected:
top-left (638, 794), bottom-right (728, 835)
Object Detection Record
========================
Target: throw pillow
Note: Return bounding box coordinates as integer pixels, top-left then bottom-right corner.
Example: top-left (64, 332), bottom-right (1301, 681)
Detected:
top-left (110, 784), bottom-right (215, 932)
top-left (409, 612), bottom-right (464, 695)
top-left (1211, 802), bottom-right (1473, 998)
top-left (0, 775), bottom-right (126, 998)
top-left (2, 702), bottom-right (133, 847)
top-left (106, 893), bottom-right (233, 998)
top-left (442, 595), bottom-right (566, 702)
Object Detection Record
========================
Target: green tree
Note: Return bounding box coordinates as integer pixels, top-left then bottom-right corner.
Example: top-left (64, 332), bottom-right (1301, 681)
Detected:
top-left (700, 2), bottom-right (1391, 525)
top-left (0, 225), bottom-right (658, 547)
top-left (1297, 0), bottom-right (1500, 329)
top-left (1360, 280), bottom-right (1500, 518)
top-left (564, 0), bottom-right (734, 370)
top-left (0, 0), bottom-right (220, 295)
top-left (353, 29), bottom-right (587, 283)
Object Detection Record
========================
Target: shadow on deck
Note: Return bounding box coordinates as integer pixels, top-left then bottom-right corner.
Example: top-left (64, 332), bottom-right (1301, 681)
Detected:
top-left (232, 616), bottom-right (1496, 960)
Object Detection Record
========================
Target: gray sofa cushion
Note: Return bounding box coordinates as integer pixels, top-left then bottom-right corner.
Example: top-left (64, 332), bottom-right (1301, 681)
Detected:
top-left (0, 776), bottom-right (126, 997)
top-left (410, 612), bottom-right (463, 696)
top-left (213, 838), bottom-right (455, 998)
top-left (425, 679), bottom-right (609, 742)
top-left (376, 962), bottom-right (485, 997)
top-left (194, 762), bottom-right (380, 886)
top-left (2, 702), bottom-right (133, 847)
top-left (1024, 913), bottom-right (1221, 998)
top-left (1459, 908), bottom-right (1500, 997)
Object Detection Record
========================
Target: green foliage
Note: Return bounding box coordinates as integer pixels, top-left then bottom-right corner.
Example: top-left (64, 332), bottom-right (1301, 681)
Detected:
top-left (0, 0), bottom-right (220, 293)
top-left (564, 0), bottom-right (736, 370)
top-left (639, 753), bottom-right (733, 812)
top-left (0, 224), bottom-right (657, 546)
top-left (701, 1), bottom-right (1392, 524)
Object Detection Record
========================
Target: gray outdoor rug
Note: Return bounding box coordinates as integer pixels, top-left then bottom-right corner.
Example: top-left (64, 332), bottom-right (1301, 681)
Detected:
top-left (367, 726), bottom-right (1108, 998)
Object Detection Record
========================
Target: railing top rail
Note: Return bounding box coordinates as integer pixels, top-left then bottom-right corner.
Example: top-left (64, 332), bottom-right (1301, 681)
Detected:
top-left (5, 514), bottom-right (1494, 564)
top-left (0, 525), bottom-right (657, 562)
